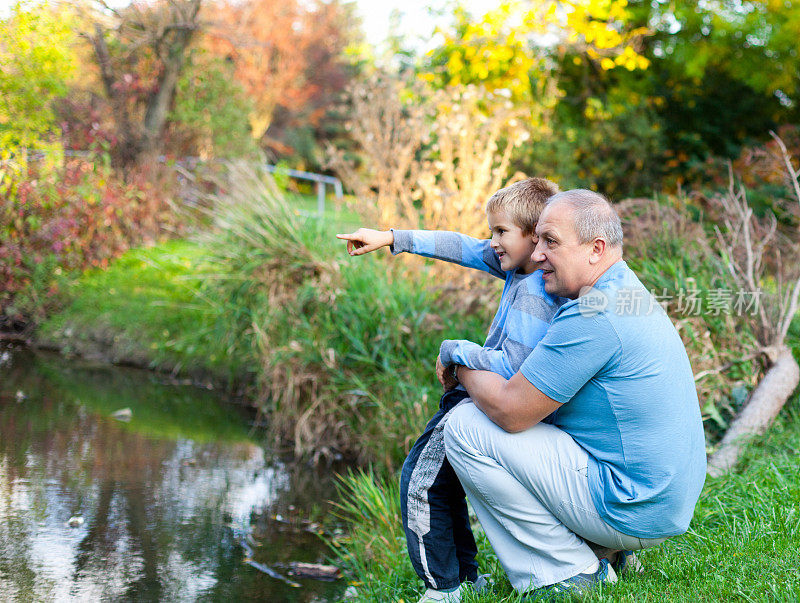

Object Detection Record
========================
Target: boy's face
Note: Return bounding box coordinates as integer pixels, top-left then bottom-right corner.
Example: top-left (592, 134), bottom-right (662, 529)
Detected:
top-left (487, 209), bottom-right (539, 274)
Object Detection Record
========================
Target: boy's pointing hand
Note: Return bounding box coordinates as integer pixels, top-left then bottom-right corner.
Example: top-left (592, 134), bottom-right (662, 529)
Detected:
top-left (336, 228), bottom-right (394, 256)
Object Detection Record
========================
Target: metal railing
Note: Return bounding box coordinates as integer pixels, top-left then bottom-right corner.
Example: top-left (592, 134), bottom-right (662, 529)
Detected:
top-left (262, 164), bottom-right (343, 217)
top-left (7, 149), bottom-right (344, 218)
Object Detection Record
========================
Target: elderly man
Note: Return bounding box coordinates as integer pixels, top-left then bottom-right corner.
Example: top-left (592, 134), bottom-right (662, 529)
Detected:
top-left (441, 189), bottom-right (706, 597)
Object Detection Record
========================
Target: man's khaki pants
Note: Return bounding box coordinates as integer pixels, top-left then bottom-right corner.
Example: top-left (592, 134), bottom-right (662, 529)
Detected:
top-left (443, 402), bottom-right (666, 592)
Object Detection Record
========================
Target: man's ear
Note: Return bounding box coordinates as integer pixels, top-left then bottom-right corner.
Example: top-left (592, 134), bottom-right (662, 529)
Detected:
top-left (588, 238), bottom-right (607, 264)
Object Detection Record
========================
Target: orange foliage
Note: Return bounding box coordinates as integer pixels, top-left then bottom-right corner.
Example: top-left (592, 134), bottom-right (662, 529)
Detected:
top-left (203, 0), bottom-right (353, 147)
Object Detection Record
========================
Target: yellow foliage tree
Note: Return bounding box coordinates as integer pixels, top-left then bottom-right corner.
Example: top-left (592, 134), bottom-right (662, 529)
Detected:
top-left (0, 3), bottom-right (79, 149)
top-left (425, 0), bottom-right (649, 103)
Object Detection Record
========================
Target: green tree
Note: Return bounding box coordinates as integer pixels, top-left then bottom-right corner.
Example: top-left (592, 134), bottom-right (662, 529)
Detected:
top-left (168, 50), bottom-right (256, 158)
top-left (623, 0), bottom-right (800, 187)
top-left (0, 1), bottom-right (78, 156)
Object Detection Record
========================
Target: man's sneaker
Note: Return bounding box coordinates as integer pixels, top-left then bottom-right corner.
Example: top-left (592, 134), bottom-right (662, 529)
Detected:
top-left (524, 558), bottom-right (617, 600)
top-left (472, 573), bottom-right (492, 593)
top-left (416, 574), bottom-right (492, 603)
top-left (612, 550), bottom-right (644, 575)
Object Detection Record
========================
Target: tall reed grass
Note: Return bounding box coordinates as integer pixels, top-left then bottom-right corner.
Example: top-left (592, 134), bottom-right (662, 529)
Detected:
top-left (197, 163), bottom-right (491, 464)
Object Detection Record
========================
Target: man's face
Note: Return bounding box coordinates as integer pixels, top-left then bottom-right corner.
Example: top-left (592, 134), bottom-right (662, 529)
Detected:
top-left (533, 202), bottom-right (594, 298)
top-left (487, 209), bottom-right (538, 274)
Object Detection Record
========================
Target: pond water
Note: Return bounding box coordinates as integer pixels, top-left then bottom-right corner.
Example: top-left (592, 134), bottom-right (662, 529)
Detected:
top-left (0, 345), bottom-right (348, 602)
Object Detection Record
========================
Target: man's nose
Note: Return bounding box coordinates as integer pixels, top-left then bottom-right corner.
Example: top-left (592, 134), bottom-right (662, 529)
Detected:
top-left (532, 239), bottom-right (546, 262)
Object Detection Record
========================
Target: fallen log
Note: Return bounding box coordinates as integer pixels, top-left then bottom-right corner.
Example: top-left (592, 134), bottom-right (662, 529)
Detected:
top-left (286, 562), bottom-right (342, 581)
top-left (707, 347), bottom-right (799, 477)
top-left (0, 332), bottom-right (29, 343)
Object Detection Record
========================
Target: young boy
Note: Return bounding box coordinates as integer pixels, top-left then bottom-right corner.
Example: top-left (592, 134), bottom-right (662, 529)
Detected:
top-left (336, 178), bottom-right (562, 602)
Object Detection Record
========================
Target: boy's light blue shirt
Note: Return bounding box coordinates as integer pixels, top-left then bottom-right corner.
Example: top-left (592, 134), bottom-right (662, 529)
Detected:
top-left (390, 229), bottom-right (562, 378)
top-left (520, 260), bottom-right (707, 538)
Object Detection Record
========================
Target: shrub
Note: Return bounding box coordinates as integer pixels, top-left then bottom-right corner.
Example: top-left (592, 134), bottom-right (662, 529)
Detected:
top-left (618, 197), bottom-right (764, 440)
top-left (0, 156), bottom-right (180, 321)
top-left (327, 74), bottom-right (528, 287)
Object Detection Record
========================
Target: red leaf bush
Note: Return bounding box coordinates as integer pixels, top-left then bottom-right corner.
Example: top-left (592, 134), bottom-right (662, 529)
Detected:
top-left (1, 157), bottom-right (181, 320)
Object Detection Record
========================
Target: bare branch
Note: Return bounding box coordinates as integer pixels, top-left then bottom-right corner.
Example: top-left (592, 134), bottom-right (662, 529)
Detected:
top-left (770, 130), bottom-right (800, 207)
top-left (693, 351), bottom-right (762, 382)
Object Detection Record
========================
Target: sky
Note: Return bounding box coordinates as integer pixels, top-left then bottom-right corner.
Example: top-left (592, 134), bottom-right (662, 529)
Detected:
top-left (355, 0), bottom-right (496, 47)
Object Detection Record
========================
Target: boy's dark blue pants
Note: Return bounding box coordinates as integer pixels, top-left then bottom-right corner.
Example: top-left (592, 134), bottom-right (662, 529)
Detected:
top-left (400, 388), bottom-right (479, 590)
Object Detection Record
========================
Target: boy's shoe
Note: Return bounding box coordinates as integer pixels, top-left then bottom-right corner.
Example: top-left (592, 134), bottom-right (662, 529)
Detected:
top-left (416, 588), bottom-right (461, 603)
top-left (612, 550), bottom-right (644, 575)
top-left (416, 574), bottom-right (492, 603)
top-left (524, 558), bottom-right (617, 600)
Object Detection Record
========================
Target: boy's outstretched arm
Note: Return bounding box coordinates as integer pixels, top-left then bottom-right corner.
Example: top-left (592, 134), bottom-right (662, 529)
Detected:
top-left (336, 228), bottom-right (394, 256)
top-left (389, 230), bottom-right (505, 279)
top-left (337, 229), bottom-right (504, 279)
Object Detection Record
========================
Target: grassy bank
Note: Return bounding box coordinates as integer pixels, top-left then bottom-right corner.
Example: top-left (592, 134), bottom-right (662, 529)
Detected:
top-left (334, 391), bottom-right (800, 602)
top-left (26, 167), bottom-right (800, 599)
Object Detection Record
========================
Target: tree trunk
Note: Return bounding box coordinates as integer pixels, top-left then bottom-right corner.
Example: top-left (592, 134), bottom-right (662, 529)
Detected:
top-left (707, 347), bottom-right (799, 477)
top-left (90, 24), bottom-right (142, 167)
top-left (88, 0), bottom-right (201, 167)
top-left (141, 26), bottom-right (195, 157)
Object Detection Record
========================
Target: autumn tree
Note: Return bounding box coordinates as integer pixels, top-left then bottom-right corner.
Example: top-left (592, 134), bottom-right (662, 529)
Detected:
top-left (417, 0), bottom-right (655, 195)
top-left (203, 0), bottom-right (357, 160)
top-left (424, 0), bottom-right (649, 103)
top-left (86, 0), bottom-right (202, 167)
top-left (531, 0), bottom-right (800, 194)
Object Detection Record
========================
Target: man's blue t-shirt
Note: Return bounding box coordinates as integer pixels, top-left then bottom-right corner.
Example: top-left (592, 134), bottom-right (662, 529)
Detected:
top-left (520, 260), bottom-right (706, 538)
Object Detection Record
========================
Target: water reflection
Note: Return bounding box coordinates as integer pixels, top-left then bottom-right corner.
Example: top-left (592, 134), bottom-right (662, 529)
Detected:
top-left (0, 346), bottom-right (345, 601)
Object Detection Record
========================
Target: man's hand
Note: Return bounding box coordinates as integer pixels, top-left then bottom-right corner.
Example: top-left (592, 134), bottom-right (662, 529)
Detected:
top-left (336, 228), bottom-right (394, 256)
top-left (436, 355), bottom-right (459, 392)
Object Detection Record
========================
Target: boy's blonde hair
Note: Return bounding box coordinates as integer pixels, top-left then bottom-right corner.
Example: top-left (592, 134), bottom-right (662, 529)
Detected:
top-left (485, 177), bottom-right (560, 235)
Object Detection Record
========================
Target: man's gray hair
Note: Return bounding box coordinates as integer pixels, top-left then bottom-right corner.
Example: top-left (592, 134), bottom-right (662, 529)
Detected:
top-left (546, 189), bottom-right (623, 248)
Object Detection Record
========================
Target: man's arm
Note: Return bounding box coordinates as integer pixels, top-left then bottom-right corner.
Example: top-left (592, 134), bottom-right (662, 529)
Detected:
top-left (456, 366), bottom-right (562, 433)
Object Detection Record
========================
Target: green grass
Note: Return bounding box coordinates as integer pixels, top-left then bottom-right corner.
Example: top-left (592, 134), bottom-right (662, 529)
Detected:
top-left (289, 191), bottom-right (363, 231)
top-left (37, 238), bottom-right (255, 384)
top-left (332, 392), bottom-right (800, 602)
